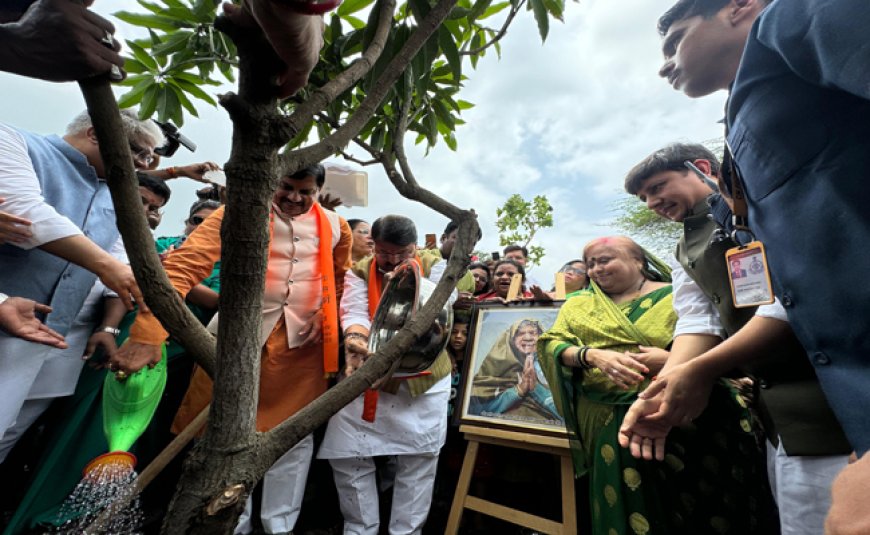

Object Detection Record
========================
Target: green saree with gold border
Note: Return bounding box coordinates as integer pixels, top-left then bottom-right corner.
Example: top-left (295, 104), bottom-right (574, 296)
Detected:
top-left (539, 284), bottom-right (771, 535)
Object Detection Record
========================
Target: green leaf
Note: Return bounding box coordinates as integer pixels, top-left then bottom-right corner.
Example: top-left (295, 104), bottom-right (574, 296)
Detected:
top-left (152, 30), bottom-right (194, 56)
top-left (193, 0), bottom-right (219, 20)
top-left (425, 108), bottom-right (438, 146)
top-left (457, 99), bottom-right (475, 110)
top-left (171, 76), bottom-right (218, 106)
top-left (115, 73), bottom-right (150, 87)
top-left (438, 26), bottom-right (462, 84)
top-left (448, 6), bottom-right (471, 19)
top-left (344, 15), bottom-right (367, 30)
top-left (114, 11), bottom-right (182, 32)
top-left (338, 0), bottom-right (376, 16)
top-left (126, 40), bottom-right (159, 71)
top-left (529, 0), bottom-right (549, 41)
top-left (139, 84), bottom-right (160, 119)
top-left (445, 132), bottom-right (457, 151)
top-left (477, 1), bottom-right (509, 19)
top-left (542, 0), bottom-right (564, 22)
top-left (432, 98), bottom-right (455, 130)
top-left (157, 84), bottom-right (181, 124)
top-left (168, 83), bottom-right (198, 122)
top-left (117, 76), bottom-right (154, 109)
top-left (361, 0), bottom-right (382, 53)
top-left (468, 0), bottom-right (493, 21)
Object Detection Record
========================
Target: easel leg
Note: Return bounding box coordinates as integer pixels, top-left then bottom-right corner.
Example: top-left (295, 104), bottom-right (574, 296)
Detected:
top-left (559, 454), bottom-right (577, 535)
top-left (445, 439), bottom-right (480, 535)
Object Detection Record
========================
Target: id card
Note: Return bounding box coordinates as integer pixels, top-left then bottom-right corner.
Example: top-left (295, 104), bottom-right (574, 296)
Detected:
top-left (725, 241), bottom-right (774, 307)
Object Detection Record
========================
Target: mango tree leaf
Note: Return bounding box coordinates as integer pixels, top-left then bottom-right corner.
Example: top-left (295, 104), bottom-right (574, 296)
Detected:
top-left (477, 1), bottom-right (510, 19)
top-left (139, 84), bottom-right (160, 119)
top-left (117, 75), bottom-right (154, 108)
top-left (114, 11), bottom-right (182, 32)
top-left (171, 76), bottom-right (218, 106)
top-left (126, 40), bottom-right (159, 71)
top-left (152, 30), bottom-right (194, 56)
top-left (542, 0), bottom-right (564, 22)
top-left (529, 0), bottom-right (549, 41)
top-left (338, 0), bottom-right (376, 16)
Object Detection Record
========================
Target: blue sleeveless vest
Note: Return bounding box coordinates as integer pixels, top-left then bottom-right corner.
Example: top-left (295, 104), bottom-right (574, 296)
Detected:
top-left (0, 130), bottom-right (119, 336)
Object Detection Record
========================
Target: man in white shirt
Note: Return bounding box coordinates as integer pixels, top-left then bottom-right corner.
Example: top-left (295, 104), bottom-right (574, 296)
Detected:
top-left (0, 109), bottom-right (161, 462)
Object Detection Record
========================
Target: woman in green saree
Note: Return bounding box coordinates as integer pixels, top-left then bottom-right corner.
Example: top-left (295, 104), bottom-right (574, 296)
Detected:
top-left (538, 236), bottom-right (770, 535)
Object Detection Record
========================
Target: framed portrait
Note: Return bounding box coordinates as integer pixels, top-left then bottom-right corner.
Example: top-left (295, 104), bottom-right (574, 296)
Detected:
top-left (456, 301), bottom-right (567, 436)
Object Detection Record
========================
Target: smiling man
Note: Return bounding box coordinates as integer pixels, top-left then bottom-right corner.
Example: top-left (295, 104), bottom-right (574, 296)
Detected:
top-left (117, 163), bottom-right (352, 535)
top-left (624, 142), bottom-right (850, 534)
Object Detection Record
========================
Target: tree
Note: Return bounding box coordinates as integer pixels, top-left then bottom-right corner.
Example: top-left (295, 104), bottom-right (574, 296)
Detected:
top-left (610, 195), bottom-right (681, 260)
top-left (77, 0), bottom-right (568, 532)
top-left (495, 193), bottom-right (553, 266)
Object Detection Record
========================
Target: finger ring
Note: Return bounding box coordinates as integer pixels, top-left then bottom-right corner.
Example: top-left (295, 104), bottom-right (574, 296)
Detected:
top-left (609, 367), bottom-right (618, 375)
top-left (109, 64), bottom-right (123, 81)
top-left (115, 370), bottom-right (128, 380)
top-left (100, 30), bottom-right (114, 47)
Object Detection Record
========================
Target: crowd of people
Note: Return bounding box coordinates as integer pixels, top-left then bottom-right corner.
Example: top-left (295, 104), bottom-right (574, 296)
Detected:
top-left (2, 0), bottom-right (869, 534)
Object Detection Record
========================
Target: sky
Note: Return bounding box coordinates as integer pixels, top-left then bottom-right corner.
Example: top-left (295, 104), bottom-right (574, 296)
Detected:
top-left (0, 0), bottom-right (728, 280)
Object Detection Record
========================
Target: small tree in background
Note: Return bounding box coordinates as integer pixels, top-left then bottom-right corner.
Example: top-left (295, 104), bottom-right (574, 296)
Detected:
top-left (495, 193), bottom-right (553, 266)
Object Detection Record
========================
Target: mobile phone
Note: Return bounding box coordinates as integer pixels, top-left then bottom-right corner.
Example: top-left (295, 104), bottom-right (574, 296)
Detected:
top-left (491, 251), bottom-right (500, 261)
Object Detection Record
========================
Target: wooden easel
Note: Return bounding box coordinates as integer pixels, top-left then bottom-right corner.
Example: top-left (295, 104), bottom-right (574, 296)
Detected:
top-left (445, 425), bottom-right (578, 534)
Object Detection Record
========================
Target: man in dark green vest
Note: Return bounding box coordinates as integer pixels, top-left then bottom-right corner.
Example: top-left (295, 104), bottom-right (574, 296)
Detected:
top-left (621, 143), bottom-right (850, 534)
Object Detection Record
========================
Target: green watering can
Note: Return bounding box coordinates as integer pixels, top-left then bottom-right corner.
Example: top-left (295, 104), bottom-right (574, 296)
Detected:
top-left (84, 344), bottom-right (168, 476)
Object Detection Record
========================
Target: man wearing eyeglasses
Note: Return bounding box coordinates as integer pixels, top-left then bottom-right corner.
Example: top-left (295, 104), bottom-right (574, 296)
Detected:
top-left (318, 214), bottom-right (456, 535)
top-left (0, 108), bottom-right (161, 462)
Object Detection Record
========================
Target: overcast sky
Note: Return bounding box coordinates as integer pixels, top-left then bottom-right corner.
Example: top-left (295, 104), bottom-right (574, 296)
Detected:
top-left (0, 0), bottom-right (727, 280)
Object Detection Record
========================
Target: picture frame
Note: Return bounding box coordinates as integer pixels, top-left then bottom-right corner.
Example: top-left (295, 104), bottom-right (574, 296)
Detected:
top-left (456, 300), bottom-right (567, 436)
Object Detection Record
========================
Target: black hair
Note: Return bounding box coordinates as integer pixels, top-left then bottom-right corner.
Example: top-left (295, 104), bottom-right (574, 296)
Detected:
top-left (492, 258), bottom-right (526, 282)
top-left (371, 215), bottom-right (417, 246)
top-left (347, 219), bottom-right (368, 231)
top-left (624, 142), bottom-right (721, 195)
top-left (658, 0), bottom-right (771, 36)
top-left (560, 259), bottom-right (585, 271)
top-left (502, 244), bottom-right (528, 259)
top-left (287, 163), bottom-right (326, 187)
top-left (442, 220), bottom-right (459, 236)
top-left (137, 172), bottom-right (171, 204)
top-left (188, 199), bottom-right (221, 220)
top-left (468, 261), bottom-right (492, 295)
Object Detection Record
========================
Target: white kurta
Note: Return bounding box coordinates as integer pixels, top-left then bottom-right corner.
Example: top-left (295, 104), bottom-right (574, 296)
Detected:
top-left (317, 268), bottom-right (450, 459)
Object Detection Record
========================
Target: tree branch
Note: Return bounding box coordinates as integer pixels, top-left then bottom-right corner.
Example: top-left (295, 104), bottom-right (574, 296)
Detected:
top-left (77, 79), bottom-right (217, 377)
top-left (460, 0), bottom-right (525, 56)
top-left (279, 0), bottom-right (459, 175)
top-left (274, 0), bottom-right (397, 145)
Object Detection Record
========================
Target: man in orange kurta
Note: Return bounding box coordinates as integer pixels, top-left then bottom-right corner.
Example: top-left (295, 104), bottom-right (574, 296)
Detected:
top-left (115, 164), bottom-right (352, 535)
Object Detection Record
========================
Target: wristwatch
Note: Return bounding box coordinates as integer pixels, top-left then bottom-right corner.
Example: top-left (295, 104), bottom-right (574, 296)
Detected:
top-left (99, 326), bottom-right (121, 336)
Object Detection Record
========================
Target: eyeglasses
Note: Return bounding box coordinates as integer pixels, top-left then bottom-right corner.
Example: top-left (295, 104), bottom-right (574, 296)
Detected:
top-left (561, 267), bottom-right (586, 276)
top-left (129, 141), bottom-right (156, 168)
top-left (189, 215), bottom-right (205, 226)
top-left (374, 247), bottom-right (414, 262)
